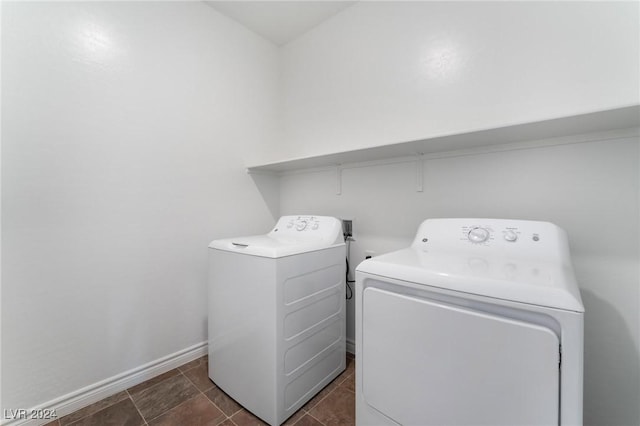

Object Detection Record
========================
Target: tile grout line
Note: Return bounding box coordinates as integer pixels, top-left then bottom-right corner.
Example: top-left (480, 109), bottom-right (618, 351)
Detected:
top-left (306, 410), bottom-right (327, 426)
top-left (129, 367), bottom-right (204, 424)
top-left (288, 365), bottom-right (354, 426)
top-left (60, 393), bottom-right (129, 426)
top-left (307, 369), bottom-right (356, 426)
top-left (305, 386), bottom-right (338, 426)
top-left (125, 389), bottom-right (149, 426)
top-left (195, 379), bottom-right (226, 425)
top-left (179, 365), bottom-right (232, 425)
top-left (305, 384), bottom-right (337, 415)
top-left (150, 369), bottom-right (210, 423)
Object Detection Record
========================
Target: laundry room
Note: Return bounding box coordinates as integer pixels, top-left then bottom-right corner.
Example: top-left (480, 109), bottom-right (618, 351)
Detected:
top-left (1, 2), bottom-right (638, 426)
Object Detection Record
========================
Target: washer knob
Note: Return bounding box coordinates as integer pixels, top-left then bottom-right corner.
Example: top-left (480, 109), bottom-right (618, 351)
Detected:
top-left (296, 220), bottom-right (308, 231)
top-left (504, 230), bottom-right (518, 242)
top-left (468, 227), bottom-right (489, 243)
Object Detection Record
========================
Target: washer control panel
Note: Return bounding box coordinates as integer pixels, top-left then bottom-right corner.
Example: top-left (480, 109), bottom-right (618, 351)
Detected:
top-left (270, 215), bottom-right (343, 243)
top-left (282, 216), bottom-right (321, 232)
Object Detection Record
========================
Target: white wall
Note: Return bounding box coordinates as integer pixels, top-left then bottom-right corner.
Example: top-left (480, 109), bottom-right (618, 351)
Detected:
top-left (2, 1), bottom-right (639, 425)
top-left (280, 1), bottom-right (639, 161)
top-left (278, 2), bottom-right (639, 425)
top-left (1, 1), bottom-right (279, 412)
top-left (279, 134), bottom-right (640, 426)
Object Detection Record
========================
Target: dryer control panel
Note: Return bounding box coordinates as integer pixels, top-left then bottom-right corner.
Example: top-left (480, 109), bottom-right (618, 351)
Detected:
top-left (411, 218), bottom-right (570, 262)
top-left (460, 225), bottom-right (527, 245)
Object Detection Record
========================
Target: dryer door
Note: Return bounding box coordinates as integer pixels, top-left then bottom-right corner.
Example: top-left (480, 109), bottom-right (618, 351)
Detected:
top-left (362, 287), bottom-right (560, 426)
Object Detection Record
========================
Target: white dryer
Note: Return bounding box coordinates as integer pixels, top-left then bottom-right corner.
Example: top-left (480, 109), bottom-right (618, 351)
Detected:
top-left (356, 218), bottom-right (584, 426)
top-left (209, 215), bottom-right (346, 426)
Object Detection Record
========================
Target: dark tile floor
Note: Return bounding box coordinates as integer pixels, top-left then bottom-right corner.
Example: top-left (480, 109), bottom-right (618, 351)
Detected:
top-left (45, 353), bottom-right (355, 426)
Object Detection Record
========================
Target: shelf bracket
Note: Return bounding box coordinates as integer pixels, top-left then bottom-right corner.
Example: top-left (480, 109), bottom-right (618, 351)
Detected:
top-left (416, 155), bottom-right (424, 192)
top-left (336, 165), bottom-right (342, 195)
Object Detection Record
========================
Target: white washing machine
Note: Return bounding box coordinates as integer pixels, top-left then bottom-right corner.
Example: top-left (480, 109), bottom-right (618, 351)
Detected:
top-left (208, 215), bottom-right (346, 426)
top-left (356, 218), bottom-right (584, 426)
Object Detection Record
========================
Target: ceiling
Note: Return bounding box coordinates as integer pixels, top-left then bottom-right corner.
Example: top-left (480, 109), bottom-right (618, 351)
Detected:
top-left (204, 1), bottom-right (357, 46)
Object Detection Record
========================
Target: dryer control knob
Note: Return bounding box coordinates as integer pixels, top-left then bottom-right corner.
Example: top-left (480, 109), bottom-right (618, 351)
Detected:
top-left (468, 227), bottom-right (489, 243)
top-left (504, 230), bottom-right (518, 242)
top-left (296, 220), bottom-right (308, 231)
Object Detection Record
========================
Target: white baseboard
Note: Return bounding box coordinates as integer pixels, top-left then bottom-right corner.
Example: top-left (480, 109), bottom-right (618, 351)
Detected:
top-left (346, 337), bottom-right (356, 355)
top-left (2, 341), bottom-right (208, 426)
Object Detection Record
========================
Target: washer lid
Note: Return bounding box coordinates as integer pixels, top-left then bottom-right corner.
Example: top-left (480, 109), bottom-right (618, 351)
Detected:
top-left (357, 218), bottom-right (584, 312)
top-left (209, 215), bottom-right (345, 258)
